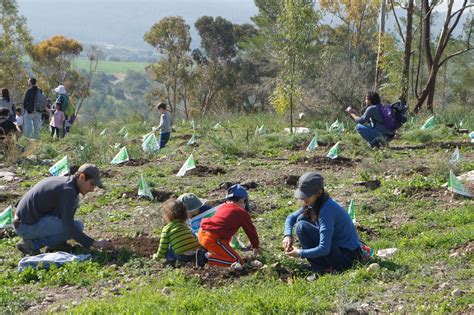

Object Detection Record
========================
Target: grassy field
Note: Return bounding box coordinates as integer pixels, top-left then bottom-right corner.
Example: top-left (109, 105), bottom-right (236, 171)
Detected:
top-left (73, 58), bottom-right (147, 75)
top-left (0, 112), bottom-right (473, 313)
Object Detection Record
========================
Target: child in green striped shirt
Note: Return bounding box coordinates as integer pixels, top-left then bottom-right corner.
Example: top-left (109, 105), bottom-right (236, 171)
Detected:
top-left (155, 199), bottom-right (200, 264)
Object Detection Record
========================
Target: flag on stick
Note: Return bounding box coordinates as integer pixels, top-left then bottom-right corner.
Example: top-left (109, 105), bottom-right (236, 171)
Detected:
top-left (420, 116), bottom-right (435, 130)
top-left (99, 128), bottom-right (107, 135)
top-left (347, 199), bottom-right (356, 223)
top-left (187, 134), bottom-right (196, 145)
top-left (48, 156), bottom-right (70, 176)
top-left (306, 135), bottom-right (318, 152)
top-left (326, 142), bottom-right (340, 159)
top-left (448, 170), bottom-right (472, 198)
top-left (138, 174), bottom-right (154, 200)
top-left (177, 154), bottom-right (196, 177)
top-left (449, 147), bottom-right (461, 166)
top-left (111, 147), bottom-right (129, 165)
top-left (142, 133), bottom-right (159, 153)
top-left (0, 206), bottom-right (13, 229)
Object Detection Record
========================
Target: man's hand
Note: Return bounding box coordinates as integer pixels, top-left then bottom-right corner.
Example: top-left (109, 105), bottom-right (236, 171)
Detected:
top-left (282, 236), bottom-right (294, 252)
top-left (92, 240), bottom-right (115, 250)
top-left (285, 247), bottom-right (301, 258)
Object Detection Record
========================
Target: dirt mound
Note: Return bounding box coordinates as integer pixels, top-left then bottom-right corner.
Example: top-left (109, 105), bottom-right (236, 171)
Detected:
top-left (293, 156), bottom-right (356, 168)
top-left (111, 235), bottom-right (159, 257)
top-left (193, 165), bottom-right (226, 176)
top-left (397, 186), bottom-right (441, 198)
top-left (390, 140), bottom-right (473, 151)
top-left (174, 134), bottom-right (193, 140)
top-left (220, 180), bottom-right (258, 190)
top-left (122, 158), bottom-right (149, 167)
top-left (100, 168), bottom-right (117, 178)
top-left (122, 188), bottom-right (175, 202)
top-left (285, 175), bottom-right (299, 186)
top-left (291, 140), bottom-right (329, 151)
top-left (0, 192), bottom-right (20, 203)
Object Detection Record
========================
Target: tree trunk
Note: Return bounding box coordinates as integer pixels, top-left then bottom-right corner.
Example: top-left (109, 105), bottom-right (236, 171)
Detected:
top-left (401, 0), bottom-right (413, 102)
top-left (374, 0), bottom-right (386, 90)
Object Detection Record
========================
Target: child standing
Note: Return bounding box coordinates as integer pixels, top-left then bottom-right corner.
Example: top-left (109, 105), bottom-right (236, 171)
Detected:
top-left (156, 102), bottom-right (172, 148)
top-left (15, 108), bottom-right (23, 132)
top-left (155, 199), bottom-right (200, 264)
top-left (50, 102), bottom-right (65, 139)
top-left (197, 185), bottom-right (260, 268)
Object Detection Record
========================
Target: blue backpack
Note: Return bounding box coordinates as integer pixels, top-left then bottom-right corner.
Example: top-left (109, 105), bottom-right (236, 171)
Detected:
top-left (377, 100), bottom-right (407, 131)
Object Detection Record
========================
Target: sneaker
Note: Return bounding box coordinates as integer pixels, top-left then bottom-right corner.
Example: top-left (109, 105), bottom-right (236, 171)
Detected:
top-left (195, 248), bottom-right (208, 267)
top-left (16, 240), bottom-right (40, 256)
top-left (45, 242), bottom-right (72, 253)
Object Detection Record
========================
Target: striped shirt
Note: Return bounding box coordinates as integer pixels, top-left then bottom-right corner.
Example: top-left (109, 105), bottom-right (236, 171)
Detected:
top-left (156, 220), bottom-right (200, 259)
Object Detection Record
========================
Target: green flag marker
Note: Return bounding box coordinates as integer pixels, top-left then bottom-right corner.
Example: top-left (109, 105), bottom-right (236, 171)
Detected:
top-left (111, 147), bottom-right (129, 165)
top-left (337, 121), bottom-right (345, 133)
top-left (347, 199), bottom-right (356, 223)
top-left (138, 174), bottom-right (154, 200)
top-left (449, 147), bottom-right (461, 166)
top-left (123, 132), bottom-right (129, 140)
top-left (213, 122), bottom-right (222, 129)
top-left (448, 170), bottom-right (472, 198)
top-left (191, 120), bottom-right (196, 130)
top-left (306, 135), bottom-right (318, 152)
top-left (420, 116), bottom-right (435, 130)
top-left (187, 134), bottom-right (196, 145)
top-left (99, 128), bottom-right (107, 136)
top-left (255, 125), bottom-right (265, 135)
top-left (327, 142), bottom-right (340, 159)
top-left (48, 156), bottom-right (70, 176)
top-left (118, 127), bottom-right (128, 135)
top-left (0, 206), bottom-right (13, 229)
top-left (177, 154), bottom-right (196, 177)
top-left (142, 133), bottom-right (159, 153)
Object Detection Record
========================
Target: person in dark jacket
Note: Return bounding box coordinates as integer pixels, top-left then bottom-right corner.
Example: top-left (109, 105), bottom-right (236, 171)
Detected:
top-left (346, 91), bottom-right (394, 148)
top-left (14, 163), bottom-right (115, 255)
top-left (22, 78), bottom-right (42, 140)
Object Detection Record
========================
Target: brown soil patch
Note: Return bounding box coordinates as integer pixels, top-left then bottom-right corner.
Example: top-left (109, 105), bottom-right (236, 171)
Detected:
top-left (285, 175), bottom-right (299, 187)
top-left (122, 158), bottom-right (149, 167)
top-left (122, 188), bottom-right (175, 202)
top-left (0, 192), bottom-right (20, 203)
top-left (100, 168), bottom-right (117, 178)
top-left (174, 134), bottom-right (193, 140)
top-left (449, 241), bottom-right (474, 258)
top-left (111, 235), bottom-right (160, 257)
top-left (219, 180), bottom-right (258, 190)
top-left (293, 156), bottom-right (357, 169)
top-left (390, 141), bottom-right (473, 151)
top-left (192, 165), bottom-right (226, 176)
top-left (399, 186), bottom-right (441, 198)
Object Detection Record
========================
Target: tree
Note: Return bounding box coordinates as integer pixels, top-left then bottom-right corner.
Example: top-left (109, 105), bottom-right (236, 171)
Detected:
top-left (31, 35), bottom-right (83, 97)
top-left (0, 0), bottom-right (33, 98)
top-left (270, 0), bottom-right (319, 132)
top-left (413, 0), bottom-right (473, 112)
top-left (144, 16), bottom-right (191, 116)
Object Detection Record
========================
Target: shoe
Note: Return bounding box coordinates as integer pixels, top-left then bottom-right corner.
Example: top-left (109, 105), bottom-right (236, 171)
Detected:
top-left (45, 242), bottom-right (72, 253)
top-left (195, 248), bottom-right (208, 267)
top-left (306, 273), bottom-right (318, 281)
top-left (16, 240), bottom-right (40, 256)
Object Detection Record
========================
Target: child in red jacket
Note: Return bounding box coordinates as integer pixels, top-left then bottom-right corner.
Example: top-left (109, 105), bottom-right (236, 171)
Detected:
top-left (197, 185), bottom-right (260, 267)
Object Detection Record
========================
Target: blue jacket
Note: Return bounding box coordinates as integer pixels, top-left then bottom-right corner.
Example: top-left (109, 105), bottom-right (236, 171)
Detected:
top-left (284, 198), bottom-right (360, 259)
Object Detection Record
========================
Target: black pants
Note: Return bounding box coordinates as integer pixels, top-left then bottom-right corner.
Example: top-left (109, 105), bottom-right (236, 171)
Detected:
top-left (51, 127), bottom-right (61, 139)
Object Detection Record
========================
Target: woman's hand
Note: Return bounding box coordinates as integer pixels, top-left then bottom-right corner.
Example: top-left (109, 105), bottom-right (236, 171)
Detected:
top-left (285, 247), bottom-right (301, 258)
top-left (282, 236), bottom-right (294, 252)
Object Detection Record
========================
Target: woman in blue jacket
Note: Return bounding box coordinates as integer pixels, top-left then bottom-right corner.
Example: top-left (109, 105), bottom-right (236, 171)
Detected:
top-left (283, 172), bottom-right (361, 274)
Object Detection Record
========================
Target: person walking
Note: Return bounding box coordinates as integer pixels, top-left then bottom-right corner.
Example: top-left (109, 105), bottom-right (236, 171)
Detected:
top-left (22, 78), bottom-right (43, 140)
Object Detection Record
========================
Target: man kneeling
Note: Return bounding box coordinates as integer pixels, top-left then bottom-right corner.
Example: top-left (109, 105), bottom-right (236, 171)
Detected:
top-left (14, 163), bottom-right (114, 255)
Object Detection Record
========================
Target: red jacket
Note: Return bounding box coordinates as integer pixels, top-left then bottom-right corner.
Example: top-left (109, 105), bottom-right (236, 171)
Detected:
top-left (200, 202), bottom-right (260, 248)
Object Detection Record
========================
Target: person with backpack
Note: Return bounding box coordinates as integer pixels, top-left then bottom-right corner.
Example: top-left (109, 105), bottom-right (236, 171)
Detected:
top-left (22, 78), bottom-right (47, 140)
top-left (53, 85), bottom-right (71, 136)
top-left (346, 91), bottom-right (404, 148)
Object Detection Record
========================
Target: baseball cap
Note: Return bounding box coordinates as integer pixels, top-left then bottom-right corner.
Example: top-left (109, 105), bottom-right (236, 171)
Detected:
top-left (178, 193), bottom-right (207, 212)
top-left (225, 184), bottom-right (248, 200)
top-left (77, 163), bottom-right (104, 188)
top-left (294, 172), bottom-right (324, 200)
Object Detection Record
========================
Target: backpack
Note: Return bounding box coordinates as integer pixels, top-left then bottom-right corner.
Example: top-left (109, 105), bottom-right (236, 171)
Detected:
top-left (377, 100), bottom-right (408, 131)
top-left (35, 90), bottom-right (48, 112)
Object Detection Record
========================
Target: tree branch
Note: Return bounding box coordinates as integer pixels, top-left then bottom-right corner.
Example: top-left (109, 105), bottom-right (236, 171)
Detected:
top-left (450, 4), bottom-right (474, 19)
top-left (390, 0), bottom-right (405, 44)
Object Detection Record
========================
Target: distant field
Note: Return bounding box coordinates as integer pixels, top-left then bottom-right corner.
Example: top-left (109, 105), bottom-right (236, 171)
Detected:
top-left (73, 58), bottom-right (148, 75)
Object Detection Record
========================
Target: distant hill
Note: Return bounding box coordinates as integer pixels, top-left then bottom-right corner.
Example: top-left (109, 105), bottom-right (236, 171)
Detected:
top-left (18, 0), bottom-right (467, 53)
top-left (18, 0), bottom-right (258, 50)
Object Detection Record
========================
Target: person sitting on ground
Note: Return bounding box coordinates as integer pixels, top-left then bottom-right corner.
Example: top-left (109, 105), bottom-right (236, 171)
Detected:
top-left (15, 108), bottom-right (23, 132)
top-left (283, 172), bottom-right (361, 277)
top-left (50, 102), bottom-right (66, 140)
top-left (156, 102), bottom-right (172, 148)
top-left (178, 193), bottom-right (212, 219)
top-left (196, 184), bottom-right (260, 268)
top-left (346, 91), bottom-right (394, 148)
top-left (0, 88), bottom-right (15, 122)
top-left (0, 108), bottom-right (20, 137)
top-left (154, 199), bottom-right (201, 265)
top-left (14, 164), bottom-right (115, 255)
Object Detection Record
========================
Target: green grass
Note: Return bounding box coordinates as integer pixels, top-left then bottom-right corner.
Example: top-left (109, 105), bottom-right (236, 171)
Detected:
top-left (0, 111), bottom-right (472, 313)
top-left (73, 58), bottom-right (147, 75)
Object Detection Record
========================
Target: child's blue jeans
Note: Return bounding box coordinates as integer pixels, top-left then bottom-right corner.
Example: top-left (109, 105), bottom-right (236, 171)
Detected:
top-left (295, 220), bottom-right (359, 273)
top-left (159, 132), bottom-right (170, 148)
top-left (165, 248), bottom-right (195, 264)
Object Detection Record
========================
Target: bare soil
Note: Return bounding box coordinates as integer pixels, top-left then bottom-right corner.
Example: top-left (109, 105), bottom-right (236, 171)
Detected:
top-left (293, 156), bottom-right (357, 169)
top-left (111, 235), bottom-right (160, 257)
